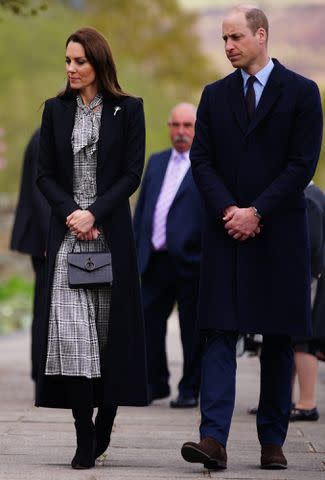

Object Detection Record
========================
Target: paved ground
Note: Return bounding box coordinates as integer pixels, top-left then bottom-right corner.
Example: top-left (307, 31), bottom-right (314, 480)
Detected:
top-left (0, 315), bottom-right (325, 480)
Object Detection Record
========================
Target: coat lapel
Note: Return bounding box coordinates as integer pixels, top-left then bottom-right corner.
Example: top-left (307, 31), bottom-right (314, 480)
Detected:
top-left (149, 150), bottom-right (171, 214)
top-left (227, 69), bottom-right (248, 135)
top-left (97, 97), bottom-right (121, 170)
top-left (246, 61), bottom-right (284, 136)
top-left (227, 60), bottom-right (286, 137)
top-left (172, 166), bottom-right (191, 206)
top-left (59, 98), bottom-right (76, 164)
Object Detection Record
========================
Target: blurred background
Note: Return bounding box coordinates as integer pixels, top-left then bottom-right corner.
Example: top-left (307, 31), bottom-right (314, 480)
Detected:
top-left (0, 0), bottom-right (324, 334)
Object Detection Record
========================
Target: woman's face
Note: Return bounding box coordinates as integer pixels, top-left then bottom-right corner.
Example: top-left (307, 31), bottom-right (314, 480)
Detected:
top-left (65, 41), bottom-right (97, 92)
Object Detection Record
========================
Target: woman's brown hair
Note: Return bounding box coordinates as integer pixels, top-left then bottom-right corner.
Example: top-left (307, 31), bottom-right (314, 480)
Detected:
top-left (58, 27), bottom-right (128, 99)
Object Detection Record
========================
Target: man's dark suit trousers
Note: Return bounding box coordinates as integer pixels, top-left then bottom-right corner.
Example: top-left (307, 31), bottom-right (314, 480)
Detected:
top-left (199, 330), bottom-right (293, 446)
top-left (141, 251), bottom-right (201, 400)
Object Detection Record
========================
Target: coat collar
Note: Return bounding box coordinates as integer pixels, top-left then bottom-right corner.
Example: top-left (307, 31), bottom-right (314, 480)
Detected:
top-left (227, 58), bottom-right (285, 136)
top-left (58, 95), bottom-right (124, 168)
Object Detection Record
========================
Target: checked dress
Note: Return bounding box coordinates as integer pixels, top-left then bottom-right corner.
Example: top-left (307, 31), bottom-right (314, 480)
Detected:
top-left (45, 94), bottom-right (111, 379)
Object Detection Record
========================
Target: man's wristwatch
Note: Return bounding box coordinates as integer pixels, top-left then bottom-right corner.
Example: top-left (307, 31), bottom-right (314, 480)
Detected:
top-left (250, 206), bottom-right (262, 220)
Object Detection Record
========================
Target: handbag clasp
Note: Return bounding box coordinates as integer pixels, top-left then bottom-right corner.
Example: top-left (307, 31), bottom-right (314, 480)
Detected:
top-left (85, 257), bottom-right (95, 271)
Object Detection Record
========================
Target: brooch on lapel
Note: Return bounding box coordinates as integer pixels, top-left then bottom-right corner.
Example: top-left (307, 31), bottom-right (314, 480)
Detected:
top-left (113, 106), bottom-right (121, 116)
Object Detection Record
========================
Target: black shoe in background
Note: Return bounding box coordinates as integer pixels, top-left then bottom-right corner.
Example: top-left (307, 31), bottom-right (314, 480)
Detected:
top-left (290, 406), bottom-right (319, 422)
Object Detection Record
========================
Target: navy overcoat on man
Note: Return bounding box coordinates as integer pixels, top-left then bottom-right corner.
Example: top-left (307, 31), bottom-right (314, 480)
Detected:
top-left (191, 59), bottom-right (323, 336)
top-left (133, 148), bottom-right (202, 278)
top-left (35, 94), bottom-right (148, 408)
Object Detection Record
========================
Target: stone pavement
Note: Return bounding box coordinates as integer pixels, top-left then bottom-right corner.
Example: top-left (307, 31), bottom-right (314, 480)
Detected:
top-left (0, 315), bottom-right (324, 480)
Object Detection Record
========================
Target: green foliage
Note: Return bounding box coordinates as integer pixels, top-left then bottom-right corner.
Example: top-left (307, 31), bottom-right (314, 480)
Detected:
top-left (88, 0), bottom-right (212, 94)
top-left (0, 275), bottom-right (33, 300)
top-left (0, 0), bottom-right (215, 193)
top-left (0, 0), bottom-right (47, 16)
top-left (0, 275), bottom-right (33, 334)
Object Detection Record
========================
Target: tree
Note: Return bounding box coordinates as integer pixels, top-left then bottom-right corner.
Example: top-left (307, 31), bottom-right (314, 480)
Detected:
top-left (86, 0), bottom-right (216, 94)
top-left (0, 0), bottom-right (46, 15)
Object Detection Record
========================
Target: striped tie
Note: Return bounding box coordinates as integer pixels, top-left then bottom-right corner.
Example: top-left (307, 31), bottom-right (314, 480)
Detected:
top-left (152, 153), bottom-right (186, 250)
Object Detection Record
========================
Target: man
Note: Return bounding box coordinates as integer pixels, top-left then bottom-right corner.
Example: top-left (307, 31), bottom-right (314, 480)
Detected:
top-left (10, 128), bottom-right (50, 381)
top-left (181, 5), bottom-right (323, 470)
top-left (134, 103), bottom-right (202, 408)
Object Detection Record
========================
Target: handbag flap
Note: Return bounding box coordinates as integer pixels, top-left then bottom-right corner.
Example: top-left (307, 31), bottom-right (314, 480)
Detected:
top-left (67, 252), bottom-right (111, 272)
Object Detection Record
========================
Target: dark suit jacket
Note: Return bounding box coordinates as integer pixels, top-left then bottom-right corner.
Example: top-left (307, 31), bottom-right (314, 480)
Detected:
top-left (10, 129), bottom-right (50, 258)
top-left (35, 94), bottom-right (148, 408)
top-left (191, 59), bottom-right (323, 336)
top-left (133, 148), bottom-right (202, 278)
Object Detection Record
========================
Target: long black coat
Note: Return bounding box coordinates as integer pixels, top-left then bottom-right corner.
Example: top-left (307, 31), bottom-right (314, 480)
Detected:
top-left (10, 128), bottom-right (50, 381)
top-left (10, 129), bottom-right (50, 258)
top-left (191, 59), bottom-right (323, 336)
top-left (35, 94), bottom-right (148, 408)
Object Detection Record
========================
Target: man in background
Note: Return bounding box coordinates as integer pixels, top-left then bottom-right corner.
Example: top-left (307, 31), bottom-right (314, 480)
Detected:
top-left (134, 103), bottom-right (202, 408)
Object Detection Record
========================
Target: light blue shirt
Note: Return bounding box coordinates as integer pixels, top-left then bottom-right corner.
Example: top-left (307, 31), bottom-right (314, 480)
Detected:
top-left (241, 58), bottom-right (274, 107)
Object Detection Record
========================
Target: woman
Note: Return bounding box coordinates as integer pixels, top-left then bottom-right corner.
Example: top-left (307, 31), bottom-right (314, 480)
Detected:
top-left (36, 27), bottom-right (148, 469)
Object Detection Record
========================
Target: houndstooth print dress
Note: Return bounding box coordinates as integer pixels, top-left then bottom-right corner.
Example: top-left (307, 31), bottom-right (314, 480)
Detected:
top-left (45, 94), bottom-right (111, 379)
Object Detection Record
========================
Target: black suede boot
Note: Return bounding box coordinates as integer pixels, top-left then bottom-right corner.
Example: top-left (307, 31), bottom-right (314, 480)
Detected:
top-left (71, 407), bottom-right (96, 469)
top-left (94, 405), bottom-right (117, 459)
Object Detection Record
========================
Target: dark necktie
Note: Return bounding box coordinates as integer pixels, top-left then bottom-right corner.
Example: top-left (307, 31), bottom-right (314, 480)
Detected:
top-left (245, 75), bottom-right (256, 121)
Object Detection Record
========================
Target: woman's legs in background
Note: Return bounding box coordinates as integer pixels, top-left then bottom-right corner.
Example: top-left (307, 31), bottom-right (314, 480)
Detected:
top-left (293, 351), bottom-right (318, 409)
top-left (291, 347), bottom-right (319, 421)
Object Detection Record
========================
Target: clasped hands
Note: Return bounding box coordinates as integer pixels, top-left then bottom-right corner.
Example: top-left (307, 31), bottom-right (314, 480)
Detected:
top-left (223, 205), bottom-right (261, 241)
top-left (66, 209), bottom-right (99, 241)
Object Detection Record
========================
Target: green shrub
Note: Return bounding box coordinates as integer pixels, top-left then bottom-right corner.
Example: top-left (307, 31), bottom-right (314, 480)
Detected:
top-left (0, 275), bottom-right (34, 334)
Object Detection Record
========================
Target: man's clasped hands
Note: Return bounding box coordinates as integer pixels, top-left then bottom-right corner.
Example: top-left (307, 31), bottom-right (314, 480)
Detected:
top-left (223, 205), bottom-right (262, 241)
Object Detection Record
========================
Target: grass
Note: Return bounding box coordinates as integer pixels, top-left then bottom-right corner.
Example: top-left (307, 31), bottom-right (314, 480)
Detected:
top-left (0, 276), bottom-right (34, 334)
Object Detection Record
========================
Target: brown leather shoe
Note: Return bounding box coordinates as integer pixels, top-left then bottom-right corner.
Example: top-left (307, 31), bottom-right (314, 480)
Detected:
top-left (261, 444), bottom-right (287, 469)
top-left (181, 437), bottom-right (227, 470)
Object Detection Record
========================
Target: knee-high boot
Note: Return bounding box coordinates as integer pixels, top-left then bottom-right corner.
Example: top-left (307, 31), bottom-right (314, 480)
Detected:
top-left (94, 405), bottom-right (118, 458)
top-left (71, 406), bottom-right (96, 469)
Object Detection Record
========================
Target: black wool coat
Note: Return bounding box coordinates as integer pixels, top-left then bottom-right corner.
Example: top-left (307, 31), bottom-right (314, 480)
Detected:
top-left (10, 128), bottom-right (50, 381)
top-left (191, 59), bottom-right (323, 336)
top-left (10, 129), bottom-right (50, 258)
top-left (35, 94), bottom-right (148, 408)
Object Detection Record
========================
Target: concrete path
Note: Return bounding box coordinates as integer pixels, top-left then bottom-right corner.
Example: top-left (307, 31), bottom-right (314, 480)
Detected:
top-left (0, 315), bottom-right (324, 479)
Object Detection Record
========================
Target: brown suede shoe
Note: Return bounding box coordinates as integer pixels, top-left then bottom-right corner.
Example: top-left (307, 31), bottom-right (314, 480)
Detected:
top-left (181, 437), bottom-right (227, 470)
top-left (261, 444), bottom-right (287, 469)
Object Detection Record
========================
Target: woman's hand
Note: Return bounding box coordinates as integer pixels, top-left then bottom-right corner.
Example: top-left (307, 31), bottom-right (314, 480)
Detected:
top-left (66, 209), bottom-right (96, 235)
top-left (76, 227), bottom-right (100, 241)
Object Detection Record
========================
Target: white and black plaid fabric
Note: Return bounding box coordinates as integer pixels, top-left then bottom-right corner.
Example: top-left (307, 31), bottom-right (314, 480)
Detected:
top-left (45, 94), bottom-right (111, 379)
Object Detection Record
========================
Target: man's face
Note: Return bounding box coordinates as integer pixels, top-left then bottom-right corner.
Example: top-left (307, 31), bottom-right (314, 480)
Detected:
top-left (222, 11), bottom-right (264, 72)
top-left (168, 106), bottom-right (195, 153)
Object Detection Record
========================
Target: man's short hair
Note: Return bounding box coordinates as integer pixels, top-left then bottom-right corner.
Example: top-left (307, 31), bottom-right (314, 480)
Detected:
top-left (244, 7), bottom-right (269, 37)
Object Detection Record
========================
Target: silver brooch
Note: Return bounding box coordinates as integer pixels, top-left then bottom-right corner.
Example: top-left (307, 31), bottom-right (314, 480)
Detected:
top-left (114, 106), bottom-right (121, 116)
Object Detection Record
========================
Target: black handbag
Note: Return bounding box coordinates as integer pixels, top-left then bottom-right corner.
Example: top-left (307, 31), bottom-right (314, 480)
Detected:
top-left (67, 239), bottom-right (113, 289)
